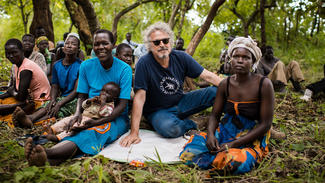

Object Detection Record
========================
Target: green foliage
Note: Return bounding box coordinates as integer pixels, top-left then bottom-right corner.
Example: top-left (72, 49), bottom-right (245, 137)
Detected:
top-left (0, 58), bottom-right (11, 83)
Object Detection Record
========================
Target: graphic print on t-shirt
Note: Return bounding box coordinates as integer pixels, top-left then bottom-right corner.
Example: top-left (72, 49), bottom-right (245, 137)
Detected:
top-left (159, 76), bottom-right (180, 95)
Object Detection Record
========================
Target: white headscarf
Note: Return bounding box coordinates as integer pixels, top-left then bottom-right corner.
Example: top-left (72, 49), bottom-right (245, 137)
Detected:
top-left (65, 33), bottom-right (80, 43)
top-left (228, 36), bottom-right (262, 71)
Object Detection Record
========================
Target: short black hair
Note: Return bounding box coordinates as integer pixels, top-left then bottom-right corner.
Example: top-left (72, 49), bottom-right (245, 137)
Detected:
top-left (116, 43), bottom-right (132, 55)
top-left (22, 34), bottom-right (35, 41)
top-left (94, 29), bottom-right (115, 45)
top-left (265, 45), bottom-right (273, 50)
top-left (103, 82), bottom-right (120, 98)
top-left (5, 38), bottom-right (23, 50)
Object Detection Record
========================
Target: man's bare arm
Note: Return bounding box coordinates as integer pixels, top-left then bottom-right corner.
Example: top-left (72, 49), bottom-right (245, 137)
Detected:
top-left (119, 89), bottom-right (146, 147)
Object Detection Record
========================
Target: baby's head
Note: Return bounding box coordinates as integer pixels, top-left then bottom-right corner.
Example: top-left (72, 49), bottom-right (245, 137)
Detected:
top-left (100, 82), bottom-right (120, 103)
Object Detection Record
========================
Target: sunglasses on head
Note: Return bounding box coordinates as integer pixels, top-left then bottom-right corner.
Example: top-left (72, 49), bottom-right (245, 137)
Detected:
top-left (151, 38), bottom-right (169, 46)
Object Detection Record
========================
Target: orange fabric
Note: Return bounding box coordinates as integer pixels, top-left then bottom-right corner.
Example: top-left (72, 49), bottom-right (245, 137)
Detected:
top-left (87, 123), bottom-right (111, 134)
top-left (0, 97), bottom-right (44, 128)
top-left (34, 117), bottom-right (56, 126)
top-left (227, 99), bottom-right (260, 116)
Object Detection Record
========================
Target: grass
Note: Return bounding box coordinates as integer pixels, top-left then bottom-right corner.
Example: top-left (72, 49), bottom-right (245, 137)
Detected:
top-left (0, 48), bottom-right (325, 182)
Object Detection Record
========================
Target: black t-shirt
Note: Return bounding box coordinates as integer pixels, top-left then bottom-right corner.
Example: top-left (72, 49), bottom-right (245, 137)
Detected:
top-left (134, 50), bottom-right (204, 115)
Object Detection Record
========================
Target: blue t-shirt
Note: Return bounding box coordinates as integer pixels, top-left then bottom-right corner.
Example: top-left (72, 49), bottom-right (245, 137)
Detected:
top-left (77, 57), bottom-right (132, 100)
top-left (52, 58), bottom-right (82, 97)
top-left (134, 50), bottom-right (204, 115)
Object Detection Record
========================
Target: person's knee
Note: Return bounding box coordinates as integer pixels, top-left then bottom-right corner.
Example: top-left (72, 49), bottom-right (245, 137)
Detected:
top-left (289, 60), bottom-right (298, 66)
top-left (158, 122), bottom-right (183, 138)
top-left (152, 118), bottom-right (183, 138)
top-left (204, 86), bottom-right (217, 102)
top-left (274, 61), bottom-right (285, 69)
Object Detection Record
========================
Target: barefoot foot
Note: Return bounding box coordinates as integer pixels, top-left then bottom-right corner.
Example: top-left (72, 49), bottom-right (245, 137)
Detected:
top-left (12, 107), bottom-right (32, 128)
top-left (28, 145), bottom-right (48, 166)
top-left (42, 124), bottom-right (54, 135)
top-left (45, 134), bottom-right (59, 142)
top-left (24, 137), bottom-right (33, 160)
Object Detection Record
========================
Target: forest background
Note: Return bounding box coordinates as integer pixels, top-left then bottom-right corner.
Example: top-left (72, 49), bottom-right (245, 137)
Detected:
top-left (0, 0), bottom-right (324, 182)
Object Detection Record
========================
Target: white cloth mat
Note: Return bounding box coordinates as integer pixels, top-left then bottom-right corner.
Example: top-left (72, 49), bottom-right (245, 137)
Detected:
top-left (98, 129), bottom-right (187, 163)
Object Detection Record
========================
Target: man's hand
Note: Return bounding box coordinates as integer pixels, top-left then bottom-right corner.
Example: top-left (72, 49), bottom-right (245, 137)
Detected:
top-left (119, 133), bottom-right (141, 147)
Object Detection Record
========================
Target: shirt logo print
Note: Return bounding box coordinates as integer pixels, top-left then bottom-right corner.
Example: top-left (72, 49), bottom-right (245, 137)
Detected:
top-left (160, 77), bottom-right (180, 95)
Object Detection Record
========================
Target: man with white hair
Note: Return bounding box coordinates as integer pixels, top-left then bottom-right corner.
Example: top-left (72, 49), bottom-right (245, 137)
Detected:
top-left (120, 22), bottom-right (222, 147)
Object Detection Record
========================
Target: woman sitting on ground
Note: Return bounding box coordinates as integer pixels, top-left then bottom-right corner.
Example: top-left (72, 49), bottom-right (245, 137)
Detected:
top-left (0, 39), bottom-right (50, 127)
top-left (12, 33), bottom-right (82, 128)
top-left (180, 37), bottom-right (274, 174)
top-left (36, 36), bottom-right (56, 77)
top-left (24, 29), bottom-right (132, 166)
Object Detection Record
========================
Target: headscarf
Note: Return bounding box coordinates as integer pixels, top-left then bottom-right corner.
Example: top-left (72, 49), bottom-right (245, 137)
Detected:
top-left (228, 36), bottom-right (262, 71)
top-left (36, 36), bottom-right (48, 45)
top-left (65, 33), bottom-right (80, 43)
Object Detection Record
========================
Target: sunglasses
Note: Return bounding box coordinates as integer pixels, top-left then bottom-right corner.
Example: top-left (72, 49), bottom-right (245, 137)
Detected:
top-left (151, 38), bottom-right (169, 46)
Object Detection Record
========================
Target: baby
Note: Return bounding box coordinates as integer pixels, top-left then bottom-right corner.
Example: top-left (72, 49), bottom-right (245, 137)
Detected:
top-left (44, 82), bottom-right (120, 142)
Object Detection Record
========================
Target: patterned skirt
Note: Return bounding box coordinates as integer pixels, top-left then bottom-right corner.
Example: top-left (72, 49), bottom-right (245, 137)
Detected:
top-left (179, 113), bottom-right (270, 174)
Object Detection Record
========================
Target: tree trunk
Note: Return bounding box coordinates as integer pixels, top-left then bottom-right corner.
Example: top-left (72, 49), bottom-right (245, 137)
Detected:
top-left (186, 0), bottom-right (225, 56)
top-left (260, 0), bottom-right (266, 50)
top-left (177, 0), bottom-right (195, 38)
top-left (73, 0), bottom-right (100, 36)
top-left (112, 0), bottom-right (160, 38)
top-left (310, 12), bottom-right (317, 37)
top-left (18, 0), bottom-right (31, 34)
top-left (168, 0), bottom-right (182, 30)
top-left (65, 0), bottom-right (93, 54)
top-left (184, 0), bottom-right (225, 90)
top-left (30, 0), bottom-right (54, 42)
top-left (244, 24), bottom-right (249, 36)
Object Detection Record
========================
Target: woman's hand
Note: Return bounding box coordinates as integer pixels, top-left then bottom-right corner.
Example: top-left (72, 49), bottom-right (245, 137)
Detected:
top-left (206, 133), bottom-right (220, 154)
top-left (45, 100), bottom-right (56, 113)
top-left (215, 141), bottom-right (235, 153)
top-left (48, 104), bottom-right (61, 118)
top-left (71, 119), bottom-right (96, 132)
top-left (66, 114), bottom-right (82, 132)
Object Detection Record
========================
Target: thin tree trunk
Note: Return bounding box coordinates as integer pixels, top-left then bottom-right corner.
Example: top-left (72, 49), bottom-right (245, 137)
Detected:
top-left (284, 16), bottom-right (287, 43)
top-left (260, 0), bottom-right (266, 50)
top-left (186, 0), bottom-right (225, 56)
top-left (177, 0), bottom-right (195, 38)
top-left (65, 0), bottom-right (93, 54)
top-left (73, 0), bottom-right (100, 35)
top-left (310, 12), bottom-right (317, 37)
top-left (184, 0), bottom-right (225, 90)
top-left (177, 6), bottom-right (186, 38)
top-left (18, 0), bottom-right (30, 34)
top-left (168, 0), bottom-right (182, 30)
top-left (30, 0), bottom-right (54, 42)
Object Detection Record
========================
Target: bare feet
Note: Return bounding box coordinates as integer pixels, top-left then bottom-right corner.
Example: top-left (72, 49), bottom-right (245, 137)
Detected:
top-left (42, 124), bottom-right (59, 142)
top-left (12, 107), bottom-right (33, 128)
top-left (270, 128), bottom-right (286, 140)
top-left (46, 134), bottom-right (59, 142)
top-left (24, 137), bottom-right (33, 160)
top-left (42, 124), bottom-right (54, 135)
top-left (25, 137), bottom-right (48, 166)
